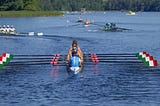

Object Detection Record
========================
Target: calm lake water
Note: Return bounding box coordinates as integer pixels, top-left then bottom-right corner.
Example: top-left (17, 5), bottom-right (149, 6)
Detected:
top-left (0, 12), bottom-right (160, 106)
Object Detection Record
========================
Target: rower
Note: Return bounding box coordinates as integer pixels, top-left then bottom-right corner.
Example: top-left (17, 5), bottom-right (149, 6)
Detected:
top-left (104, 23), bottom-right (116, 29)
top-left (69, 48), bottom-right (82, 67)
top-left (1, 25), bottom-right (6, 33)
top-left (67, 40), bottom-right (83, 66)
top-left (77, 17), bottom-right (83, 22)
top-left (85, 19), bottom-right (90, 25)
top-left (10, 25), bottom-right (16, 32)
top-left (6, 25), bottom-right (10, 33)
top-left (110, 23), bottom-right (116, 28)
top-left (0, 25), bottom-right (2, 33)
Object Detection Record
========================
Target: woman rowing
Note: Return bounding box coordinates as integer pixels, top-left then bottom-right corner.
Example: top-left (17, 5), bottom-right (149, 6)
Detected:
top-left (69, 48), bottom-right (82, 68)
top-left (0, 25), bottom-right (16, 33)
top-left (85, 19), bottom-right (90, 25)
top-left (77, 17), bottom-right (83, 22)
top-left (67, 40), bottom-right (83, 67)
top-left (104, 23), bottom-right (116, 30)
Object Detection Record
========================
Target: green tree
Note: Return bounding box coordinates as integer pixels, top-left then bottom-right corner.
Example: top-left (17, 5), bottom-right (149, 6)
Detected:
top-left (7, 0), bottom-right (24, 10)
top-left (23, 0), bottom-right (40, 11)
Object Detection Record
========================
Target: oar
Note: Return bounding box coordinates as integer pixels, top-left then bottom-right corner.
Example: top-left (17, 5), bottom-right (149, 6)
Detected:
top-left (89, 60), bottom-right (143, 63)
top-left (91, 23), bottom-right (104, 27)
top-left (68, 23), bottom-right (82, 27)
top-left (18, 32), bottom-right (29, 35)
top-left (86, 58), bottom-right (139, 61)
top-left (13, 57), bottom-right (53, 60)
top-left (13, 32), bottom-right (33, 36)
top-left (11, 60), bottom-right (51, 63)
top-left (17, 32), bottom-right (44, 36)
top-left (14, 53), bottom-right (136, 57)
top-left (88, 53), bottom-right (136, 55)
top-left (11, 59), bottom-right (140, 65)
top-left (13, 55), bottom-right (65, 59)
top-left (142, 67), bottom-right (160, 71)
top-left (89, 56), bottom-right (138, 59)
top-left (13, 54), bottom-right (67, 57)
top-left (89, 55), bottom-right (136, 57)
top-left (14, 54), bottom-right (54, 57)
top-left (11, 57), bottom-right (67, 62)
top-left (94, 56), bottom-right (138, 58)
top-left (9, 60), bottom-right (67, 66)
top-left (13, 56), bottom-right (138, 60)
top-left (8, 62), bottom-right (51, 66)
top-left (117, 27), bottom-right (131, 30)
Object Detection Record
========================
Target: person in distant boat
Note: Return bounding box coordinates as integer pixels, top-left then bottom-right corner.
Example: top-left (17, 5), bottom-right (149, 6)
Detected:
top-left (77, 17), bottom-right (83, 22)
top-left (104, 23), bottom-right (116, 30)
top-left (2, 25), bottom-right (6, 33)
top-left (0, 26), bottom-right (2, 32)
top-left (10, 25), bottom-right (16, 32)
top-left (67, 40), bottom-right (83, 66)
top-left (85, 19), bottom-right (90, 25)
top-left (6, 25), bottom-right (10, 33)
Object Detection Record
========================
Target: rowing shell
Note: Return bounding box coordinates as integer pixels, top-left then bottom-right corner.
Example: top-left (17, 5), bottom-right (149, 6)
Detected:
top-left (68, 66), bottom-right (83, 74)
top-left (0, 32), bottom-right (19, 35)
top-left (99, 27), bottom-right (129, 31)
top-left (66, 55), bottom-right (83, 74)
top-left (99, 27), bottom-right (122, 31)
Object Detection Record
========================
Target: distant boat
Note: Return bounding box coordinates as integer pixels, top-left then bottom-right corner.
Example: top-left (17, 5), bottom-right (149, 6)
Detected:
top-left (84, 19), bottom-right (91, 27)
top-left (80, 8), bottom-right (86, 14)
top-left (99, 23), bottom-right (130, 32)
top-left (77, 17), bottom-right (83, 22)
top-left (126, 11), bottom-right (136, 15)
top-left (0, 32), bottom-right (18, 35)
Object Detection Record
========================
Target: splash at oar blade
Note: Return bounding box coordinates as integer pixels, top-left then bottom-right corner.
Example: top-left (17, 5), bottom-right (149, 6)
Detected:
top-left (0, 53), bottom-right (14, 68)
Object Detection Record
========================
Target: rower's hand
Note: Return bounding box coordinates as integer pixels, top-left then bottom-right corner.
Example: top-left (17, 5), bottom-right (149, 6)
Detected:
top-left (66, 59), bottom-right (69, 62)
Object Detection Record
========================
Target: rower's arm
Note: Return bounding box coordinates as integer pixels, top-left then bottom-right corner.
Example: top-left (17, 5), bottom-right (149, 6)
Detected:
top-left (78, 46), bottom-right (83, 60)
top-left (67, 46), bottom-right (72, 60)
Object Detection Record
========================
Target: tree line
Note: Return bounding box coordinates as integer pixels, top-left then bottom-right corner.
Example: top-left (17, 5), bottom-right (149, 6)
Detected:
top-left (0, 0), bottom-right (39, 11)
top-left (0, 0), bottom-right (160, 11)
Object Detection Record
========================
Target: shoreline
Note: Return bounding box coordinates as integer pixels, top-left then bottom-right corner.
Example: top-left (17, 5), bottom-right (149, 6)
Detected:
top-left (0, 11), bottom-right (63, 17)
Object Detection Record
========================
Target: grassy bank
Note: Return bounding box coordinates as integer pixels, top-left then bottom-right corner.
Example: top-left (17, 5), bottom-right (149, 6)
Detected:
top-left (0, 11), bottom-right (63, 17)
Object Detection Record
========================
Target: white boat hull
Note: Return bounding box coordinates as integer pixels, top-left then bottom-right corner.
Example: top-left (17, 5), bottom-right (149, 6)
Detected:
top-left (69, 66), bottom-right (82, 74)
top-left (0, 32), bottom-right (18, 35)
